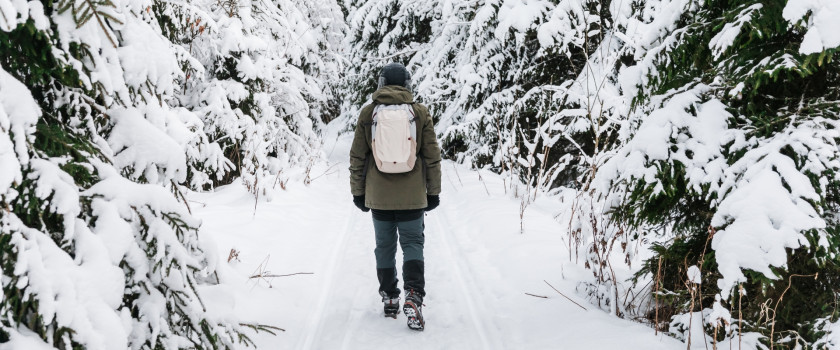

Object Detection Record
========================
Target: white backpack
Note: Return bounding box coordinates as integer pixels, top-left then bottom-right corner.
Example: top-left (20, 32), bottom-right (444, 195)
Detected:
top-left (371, 104), bottom-right (418, 173)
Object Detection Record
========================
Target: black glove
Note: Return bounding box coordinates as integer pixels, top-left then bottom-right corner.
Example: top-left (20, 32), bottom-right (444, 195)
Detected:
top-left (353, 195), bottom-right (369, 212)
top-left (425, 195), bottom-right (440, 212)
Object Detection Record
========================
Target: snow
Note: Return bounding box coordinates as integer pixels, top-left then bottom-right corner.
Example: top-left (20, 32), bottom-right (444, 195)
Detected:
top-left (495, 0), bottom-right (551, 42)
top-left (108, 107), bottom-right (188, 184)
top-left (2, 0), bottom-right (838, 347)
top-left (117, 15), bottom-right (181, 93)
top-left (816, 317), bottom-right (840, 349)
top-left (784, 0), bottom-right (840, 54)
top-left (0, 327), bottom-right (55, 350)
top-left (0, 68), bottom-right (39, 200)
top-left (0, 68), bottom-right (39, 160)
top-left (189, 129), bottom-right (686, 349)
top-left (5, 215), bottom-right (130, 350)
top-left (686, 265), bottom-right (701, 284)
top-left (0, 0), bottom-right (49, 31)
top-left (709, 4), bottom-right (763, 59)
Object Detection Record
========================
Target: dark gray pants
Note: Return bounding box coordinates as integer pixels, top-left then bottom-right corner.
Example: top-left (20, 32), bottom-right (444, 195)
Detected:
top-left (372, 216), bottom-right (424, 268)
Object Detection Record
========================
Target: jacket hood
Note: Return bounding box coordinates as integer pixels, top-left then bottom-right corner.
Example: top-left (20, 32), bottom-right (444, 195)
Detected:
top-left (373, 86), bottom-right (414, 105)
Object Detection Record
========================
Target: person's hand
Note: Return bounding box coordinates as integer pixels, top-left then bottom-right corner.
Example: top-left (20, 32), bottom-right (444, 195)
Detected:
top-left (353, 195), bottom-right (370, 212)
top-left (425, 195), bottom-right (440, 212)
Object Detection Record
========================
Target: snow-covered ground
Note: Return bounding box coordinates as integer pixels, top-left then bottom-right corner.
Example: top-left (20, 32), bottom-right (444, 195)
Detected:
top-left (189, 130), bottom-right (684, 349)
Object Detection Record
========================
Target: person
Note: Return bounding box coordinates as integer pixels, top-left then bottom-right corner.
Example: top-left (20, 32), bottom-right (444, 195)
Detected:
top-left (348, 62), bottom-right (442, 331)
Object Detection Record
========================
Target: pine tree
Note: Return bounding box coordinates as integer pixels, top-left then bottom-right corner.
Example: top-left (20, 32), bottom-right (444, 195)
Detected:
top-left (341, 0), bottom-right (631, 190)
top-left (597, 0), bottom-right (840, 346)
top-left (177, 0), bottom-right (344, 197)
top-left (0, 0), bottom-right (279, 347)
top-left (338, 0), bottom-right (438, 124)
top-left (341, 0), bottom-right (840, 346)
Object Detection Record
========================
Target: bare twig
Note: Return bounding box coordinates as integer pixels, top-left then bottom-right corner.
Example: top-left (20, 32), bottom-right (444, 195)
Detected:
top-left (308, 162), bottom-right (340, 183)
top-left (249, 272), bottom-right (314, 279)
top-left (252, 176), bottom-right (259, 217)
top-left (272, 169), bottom-right (286, 189)
top-left (738, 284), bottom-right (743, 350)
top-left (655, 256), bottom-right (663, 335)
top-left (769, 273), bottom-right (818, 350)
top-left (0, 7), bottom-right (10, 29)
top-left (525, 293), bottom-right (549, 299)
top-left (188, 199), bottom-right (208, 207)
top-left (544, 280), bottom-right (588, 311)
top-left (171, 180), bottom-right (193, 214)
top-left (685, 259), bottom-right (697, 350)
top-left (477, 171), bottom-right (491, 196)
top-left (367, 44), bottom-right (428, 61)
top-left (85, 0), bottom-right (120, 48)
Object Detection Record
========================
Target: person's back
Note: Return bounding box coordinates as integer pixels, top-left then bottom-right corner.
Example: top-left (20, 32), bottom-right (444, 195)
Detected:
top-left (348, 63), bottom-right (442, 331)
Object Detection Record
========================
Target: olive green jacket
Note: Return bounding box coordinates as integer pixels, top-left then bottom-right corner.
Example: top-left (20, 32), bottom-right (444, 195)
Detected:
top-left (349, 86), bottom-right (442, 210)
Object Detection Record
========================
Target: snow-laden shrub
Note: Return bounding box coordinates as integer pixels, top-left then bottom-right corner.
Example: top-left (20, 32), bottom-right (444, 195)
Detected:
top-left (597, 0), bottom-right (840, 346)
top-left (0, 0), bottom-right (340, 347)
top-left (339, 0), bottom-right (682, 318)
top-left (337, 0), bottom-right (437, 128)
top-left (174, 0), bottom-right (345, 196)
top-left (341, 0), bottom-right (840, 347)
top-left (339, 0), bottom-right (660, 190)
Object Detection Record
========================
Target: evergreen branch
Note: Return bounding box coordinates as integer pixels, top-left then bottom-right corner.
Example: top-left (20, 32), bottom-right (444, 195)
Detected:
top-left (83, 0), bottom-right (120, 48)
top-left (366, 44), bottom-right (429, 61)
top-left (239, 323), bottom-right (285, 334)
top-left (58, 0), bottom-right (122, 48)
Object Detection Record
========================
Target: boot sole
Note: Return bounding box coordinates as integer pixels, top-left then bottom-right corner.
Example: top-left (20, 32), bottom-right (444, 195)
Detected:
top-left (384, 308), bottom-right (399, 319)
top-left (403, 301), bottom-right (424, 331)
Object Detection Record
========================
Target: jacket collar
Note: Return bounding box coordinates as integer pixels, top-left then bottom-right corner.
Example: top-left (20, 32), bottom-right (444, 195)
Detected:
top-left (372, 86), bottom-right (414, 105)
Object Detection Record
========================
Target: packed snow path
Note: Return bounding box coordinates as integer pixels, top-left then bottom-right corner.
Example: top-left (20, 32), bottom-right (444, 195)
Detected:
top-left (189, 133), bottom-right (684, 349)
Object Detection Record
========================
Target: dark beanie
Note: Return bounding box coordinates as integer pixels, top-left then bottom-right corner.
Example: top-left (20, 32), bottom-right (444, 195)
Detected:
top-left (379, 63), bottom-right (411, 89)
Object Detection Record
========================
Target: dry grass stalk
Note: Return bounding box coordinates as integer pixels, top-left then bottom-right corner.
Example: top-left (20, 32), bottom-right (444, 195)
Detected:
top-left (769, 273), bottom-right (818, 350)
top-left (249, 272), bottom-right (314, 279)
top-left (519, 197), bottom-right (527, 234)
top-left (248, 255), bottom-right (314, 288)
top-left (308, 162), bottom-right (340, 183)
top-left (228, 248), bottom-right (241, 263)
top-left (738, 284), bottom-right (743, 350)
top-left (685, 262), bottom-right (697, 350)
top-left (477, 171), bottom-right (490, 196)
top-left (544, 280), bottom-right (588, 311)
top-left (171, 180), bottom-right (193, 214)
top-left (655, 256), bottom-right (663, 335)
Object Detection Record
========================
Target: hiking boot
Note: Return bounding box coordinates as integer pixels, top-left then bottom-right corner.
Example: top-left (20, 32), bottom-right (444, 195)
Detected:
top-left (403, 289), bottom-right (424, 331)
top-left (381, 291), bottom-right (400, 319)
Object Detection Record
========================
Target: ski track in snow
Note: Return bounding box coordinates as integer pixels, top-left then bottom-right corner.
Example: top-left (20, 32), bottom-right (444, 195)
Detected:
top-left (298, 209), bottom-right (359, 350)
top-left (297, 180), bottom-right (498, 349)
top-left (191, 132), bottom-right (687, 349)
top-left (431, 210), bottom-right (496, 349)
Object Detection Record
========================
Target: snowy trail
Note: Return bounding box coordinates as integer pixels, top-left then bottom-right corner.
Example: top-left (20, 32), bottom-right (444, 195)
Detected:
top-left (429, 211), bottom-right (497, 349)
top-left (295, 194), bottom-right (499, 349)
top-left (298, 209), bottom-right (360, 350)
top-left (190, 132), bottom-right (686, 349)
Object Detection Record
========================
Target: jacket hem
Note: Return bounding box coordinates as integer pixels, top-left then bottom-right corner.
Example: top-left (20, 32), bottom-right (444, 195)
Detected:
top-left (366, 202), bottom-right (428, 211)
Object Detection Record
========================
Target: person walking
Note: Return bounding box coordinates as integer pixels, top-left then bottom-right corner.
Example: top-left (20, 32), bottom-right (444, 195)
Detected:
top-left (348, 62), bottom-right (442, 331)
